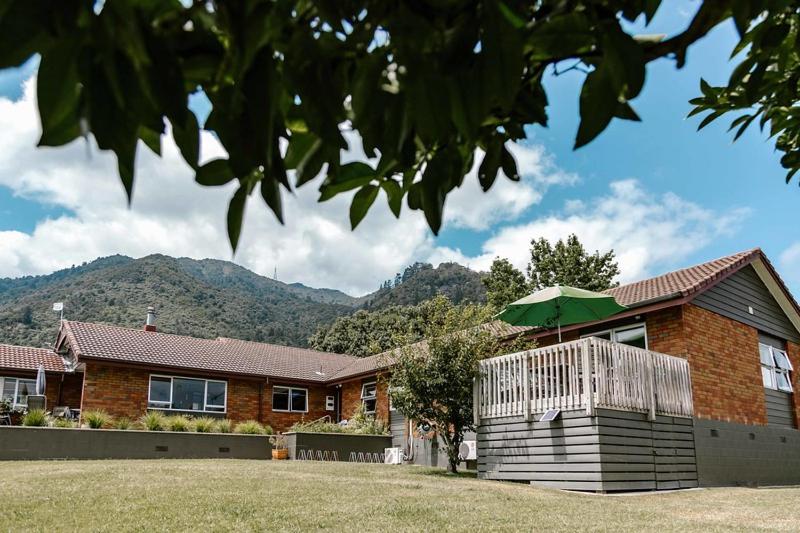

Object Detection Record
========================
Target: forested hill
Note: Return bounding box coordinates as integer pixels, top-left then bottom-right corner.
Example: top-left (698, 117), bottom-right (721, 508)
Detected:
top-left (358, 262), bottom-right (486, 309)
top-left (0, 256), bottom-right (486, 350)
top-left (0, 255), bottom-right (356, 349)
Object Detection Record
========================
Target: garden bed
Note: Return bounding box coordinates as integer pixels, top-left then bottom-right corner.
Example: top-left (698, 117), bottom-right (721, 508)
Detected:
top-left (284, 431), bottom-right (392, 461)
top-left (0, 426), bottom-right (271, 461)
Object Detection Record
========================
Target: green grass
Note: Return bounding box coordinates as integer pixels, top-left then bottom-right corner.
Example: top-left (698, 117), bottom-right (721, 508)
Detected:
top-left (0, 460), bottom-right (797, 532)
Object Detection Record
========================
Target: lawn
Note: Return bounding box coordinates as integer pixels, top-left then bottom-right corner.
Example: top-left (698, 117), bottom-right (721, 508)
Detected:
top-left (1, 460), bottom-right (798, 532)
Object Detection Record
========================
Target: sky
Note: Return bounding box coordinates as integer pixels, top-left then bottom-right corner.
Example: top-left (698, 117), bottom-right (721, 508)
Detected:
top-left (0, 2), bottom-right (797, 298)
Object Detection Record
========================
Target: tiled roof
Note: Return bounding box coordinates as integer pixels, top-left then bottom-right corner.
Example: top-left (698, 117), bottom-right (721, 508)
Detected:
top-left (604, 249), bottom-right (759, 307)
top-left (61, 321), bottom-right (357, 382)
top-left (0, 344), bottom-right (65, 372)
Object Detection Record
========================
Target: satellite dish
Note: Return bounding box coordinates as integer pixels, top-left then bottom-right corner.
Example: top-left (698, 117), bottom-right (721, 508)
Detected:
top-left (418, 422), bottom-right (432, 433)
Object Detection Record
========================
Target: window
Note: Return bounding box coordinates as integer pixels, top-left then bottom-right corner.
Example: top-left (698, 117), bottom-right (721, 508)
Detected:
top-left (272, 386), bottom-right (307, 413)
top-left (0, 377), bottom-right (37, 407)
top-left (582, 323), bottom-right (647, 349)
top-left (760, 342), bottom-right (793, 392)
top-left (147, 375), bottom-right (227, 413)
top-left (361, 382), bottom-right (377, 414)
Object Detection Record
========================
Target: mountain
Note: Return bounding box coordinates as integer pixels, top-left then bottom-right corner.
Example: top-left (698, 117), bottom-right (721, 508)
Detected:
top-left (0, 255), bottom-right (487, 351)
top-left (359, 262), bottom-right (486, 309)
top-left (0, 255), bottom-right (357, 349)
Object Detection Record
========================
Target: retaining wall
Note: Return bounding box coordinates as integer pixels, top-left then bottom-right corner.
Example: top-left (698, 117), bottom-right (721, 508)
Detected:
top-left (284, 431), bottom-right (392, 461)
top-left (0, 426), bottom-right (270, 460)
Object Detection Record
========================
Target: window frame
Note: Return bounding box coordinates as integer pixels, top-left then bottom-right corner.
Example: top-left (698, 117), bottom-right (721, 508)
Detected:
top-left (581, 322), bottom-right (648, 350)
top-left (0, 376), bottom-right (37, 408)
top-left (147, 374), bottom-right (228, 414)
top-left (361, 381), bottom-right (378, 415)
top-left (759, 342), bottom-right (793, 393)
top-left (271, 385), bottom-right (308, 413)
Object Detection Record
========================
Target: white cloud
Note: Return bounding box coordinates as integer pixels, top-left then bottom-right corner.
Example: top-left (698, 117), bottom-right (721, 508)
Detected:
top-left (0, 77), bottom-right (569, 295)
top-left (779, 243), bottom-right (800, 289)
top-left (451, 179), bottom-right (751, 284)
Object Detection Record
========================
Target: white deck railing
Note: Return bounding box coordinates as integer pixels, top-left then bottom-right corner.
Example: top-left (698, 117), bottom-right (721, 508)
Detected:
top-left (474, 337), bottom-right (693, 422)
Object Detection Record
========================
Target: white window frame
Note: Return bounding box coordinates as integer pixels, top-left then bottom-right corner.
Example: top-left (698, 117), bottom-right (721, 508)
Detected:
top-left (759, 343), bottom-right (793, 393)
top-left (581, 322), bottom-right (648, 350)
top-left (361, 381), bottom-right (377, 415)
top-left (272, 386), bottom-right (308, 413)
top-left (147, 374), bottom-right (228, 414)
top-left (0, 376), bottom-right (37, 408)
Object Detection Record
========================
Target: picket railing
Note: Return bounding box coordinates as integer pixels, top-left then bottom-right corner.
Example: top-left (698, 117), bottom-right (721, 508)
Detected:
top-left (474, 337), bottom-right (693, 422)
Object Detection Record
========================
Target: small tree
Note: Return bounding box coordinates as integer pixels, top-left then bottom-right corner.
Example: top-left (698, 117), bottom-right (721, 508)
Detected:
top-left (388, 298), bottom-right (498, 474)
top-left (528, 234), bottom-right (620, 292)
top-left (482, 257), bottom-right (529, 311)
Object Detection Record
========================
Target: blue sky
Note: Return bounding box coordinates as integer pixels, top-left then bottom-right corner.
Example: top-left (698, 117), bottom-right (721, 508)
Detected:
top-left (0, 2), bottom-right (797, 297)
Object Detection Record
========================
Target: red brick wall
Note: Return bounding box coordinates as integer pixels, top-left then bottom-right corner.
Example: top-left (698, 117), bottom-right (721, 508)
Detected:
top-left (339, 376), bottom-right (389, 423)
top-left (645, 306), bottom-right (686, 356)
top-left (58, 373), bottom-right (84, 408)
top-left (682, 304), bottom-right (767, 425)
top-left (81, 361), bottom-right (267, 425)
top-left (787, 341), bottom-right (800, 428)
top-left (261, 382), bottom-right (332, 433)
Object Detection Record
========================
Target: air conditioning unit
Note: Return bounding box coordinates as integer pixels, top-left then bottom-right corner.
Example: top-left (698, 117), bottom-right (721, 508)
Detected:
top-left (384, 447), bottom-right (403, 465)
top-left (459, 440), bottom-right (477, 461)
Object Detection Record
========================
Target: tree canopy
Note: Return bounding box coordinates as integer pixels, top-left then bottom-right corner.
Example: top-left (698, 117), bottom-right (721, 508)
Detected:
top-left (2, 2), bottom-right (797, 248)
top-left (482, 234), bottom-right (620, 309)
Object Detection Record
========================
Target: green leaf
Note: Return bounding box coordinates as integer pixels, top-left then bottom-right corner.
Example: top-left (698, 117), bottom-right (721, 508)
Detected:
top-left (350, 184), bottom-right (379, 229)
top-left (172, 112), bottom-right (200, 170)
top-left (318, 162), bottom-right (375, 202)
top-left (285, 132), bottom-right (325, 187)
top-left (482, 1), bottom-right (524, 110)
top-left (575, 64), bottom-right (616, 148)
top-left (227, 186), bottom-right (248, 252)
top-left (697, 110), bottom-right (724, 131)
top-left (732, 114), bottom-right (757, 141)
top-left (500, 146), bottom-right (519, 181)
top-left (526, 13), bottom-right (593, 61)
top-left (478, 139), bottom-right (503, 192)
top-left (196, 159), bottom-right (235, 186)
top-left (37, 38), bottom-right (81, 147)
top-left (139, 126), bottom-right (162, 156)
top-left (381, 179), bottom-right (403, 218)
top-left (261, 176), bottom-right (284, 224)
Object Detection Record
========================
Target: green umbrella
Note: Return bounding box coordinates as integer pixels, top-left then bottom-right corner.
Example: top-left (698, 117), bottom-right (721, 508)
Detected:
top-left (496, 285), bottom-right (627, 342)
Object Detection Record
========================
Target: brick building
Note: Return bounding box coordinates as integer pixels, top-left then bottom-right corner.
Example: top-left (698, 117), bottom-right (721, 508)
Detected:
top-left (1, 248), bottom-right (799, 484)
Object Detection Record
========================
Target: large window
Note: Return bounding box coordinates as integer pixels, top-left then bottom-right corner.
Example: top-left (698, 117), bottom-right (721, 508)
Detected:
top-left (147, 375), bottom-right (227, 413)
top-left (361, 382), bottom-right (377, 414)
top-left (272, 386), bottom-right (307, 413)
top-left (582, 323), bottom-right (647, 349)
top-left (760, 343), bottom-right (793, 392)
top-left (0, 377), bottom-right (37, 407)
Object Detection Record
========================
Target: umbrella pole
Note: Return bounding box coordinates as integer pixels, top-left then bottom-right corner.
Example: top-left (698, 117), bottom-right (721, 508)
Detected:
top-left (557, 316), bottom-right (562, 343)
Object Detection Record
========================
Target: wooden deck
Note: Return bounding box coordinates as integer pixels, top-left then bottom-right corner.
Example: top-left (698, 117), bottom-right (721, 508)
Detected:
top-left (475, 337), bottom-right (694, 422)
top-left (474, 338), bottom-right (696, 491)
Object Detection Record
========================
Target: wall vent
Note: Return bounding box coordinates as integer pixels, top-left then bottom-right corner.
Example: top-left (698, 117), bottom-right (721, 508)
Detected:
top-left (155, 445), bottom-right (169, 452)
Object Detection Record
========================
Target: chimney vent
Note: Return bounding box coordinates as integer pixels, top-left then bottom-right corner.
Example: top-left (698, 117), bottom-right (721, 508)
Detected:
top-left (144, 306), bottom-right (157, 332)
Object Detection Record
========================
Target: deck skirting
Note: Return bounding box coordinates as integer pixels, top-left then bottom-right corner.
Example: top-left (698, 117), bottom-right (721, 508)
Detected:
top-left (477, 408), bottom-right (697, 491)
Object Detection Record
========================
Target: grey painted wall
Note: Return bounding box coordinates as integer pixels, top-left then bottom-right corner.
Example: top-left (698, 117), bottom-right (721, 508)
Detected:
top-left (764, 389), bottom-right (795, 428)
top-left (693, 265), bottom-right (800, 342)
top-left (694, 419), bottom-right (800, 486)
top-left (0, 427), bottom-right (270, 460)
top-left (477, 409), bottom-right (697, 492)
top-left (284, 431), bottom-right (391, 461)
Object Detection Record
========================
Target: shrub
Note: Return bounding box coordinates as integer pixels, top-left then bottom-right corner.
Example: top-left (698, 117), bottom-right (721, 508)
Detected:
top-left (140, 411), bottom-right (166, 431)
top-left (234, 420), bottom-right (267, 435)
top-left (193, 417), bottom-right (216, 433)
top-left (22, 409), bottom-right (48, 427)
top-left (269, 434), bottom-right (287, 449)
top-left (115, 417), bottom-right (132, 430)
top-left (52, 417), bottom-right (77, 428)
top-left (165, 415), bottom-right (191, 432)
top-left (290, 407), bottom-right (388, 435)
top-left (0, 397), bottom-right (12, 415)
top-left (215, 419), bottom-right (232, 433)
top-left (84, 410), bottom-right (112, 429)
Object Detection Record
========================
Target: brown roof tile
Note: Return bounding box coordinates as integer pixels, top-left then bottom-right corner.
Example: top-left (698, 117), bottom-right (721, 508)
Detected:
top-left (61, 321), bottom-right (356, 382)
top-left (0, 344), bottom-right (66, 372)
top-left (604, 249), bottom-right (759, 306)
